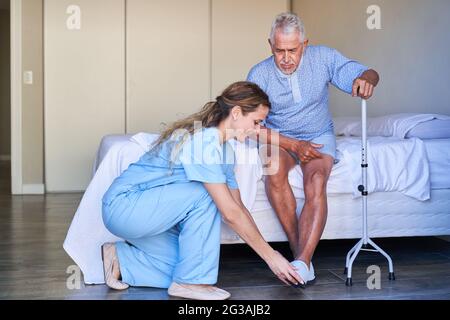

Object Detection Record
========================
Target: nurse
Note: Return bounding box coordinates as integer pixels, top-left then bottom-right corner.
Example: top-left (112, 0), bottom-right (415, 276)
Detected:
top-left (101, 81), bottom-right (301, 300)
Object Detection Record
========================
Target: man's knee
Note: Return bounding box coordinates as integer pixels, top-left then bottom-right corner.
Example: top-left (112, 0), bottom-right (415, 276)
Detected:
top-left (265, 156), bottom-right (295, 190)
top-left (304, 170), bottom-right (329, 201)
top-left (265, 170), bottom-right (289, 190)
top-left (260, 145), bottom-right (296, 176)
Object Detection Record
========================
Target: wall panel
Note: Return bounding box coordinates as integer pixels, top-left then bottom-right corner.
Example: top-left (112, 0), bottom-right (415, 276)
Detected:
top-left (45, 0), bottom-right (125, 191)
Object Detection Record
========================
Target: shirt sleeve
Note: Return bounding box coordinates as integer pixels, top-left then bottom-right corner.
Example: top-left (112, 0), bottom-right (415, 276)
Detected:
top-left (325, 47), bottom-right (369, 94)
top-left (247, 64), bottom-right (268, 127)
top-left (179, 130), bottom-right (228, 185)
top-left (222, 143), bottom-right (239, 189)
top-left (247, 64), bottom-right (267, 89)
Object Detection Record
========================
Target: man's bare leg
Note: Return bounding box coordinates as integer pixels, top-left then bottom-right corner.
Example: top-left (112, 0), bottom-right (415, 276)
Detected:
top-left (263, 147), bottom-right (300, 257)
top-left (295, 155), bottom-right (334, 266)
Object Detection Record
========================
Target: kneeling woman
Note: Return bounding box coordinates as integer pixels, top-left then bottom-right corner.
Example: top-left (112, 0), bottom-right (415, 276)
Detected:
top-left (101, 81), bottom-right (301, 300)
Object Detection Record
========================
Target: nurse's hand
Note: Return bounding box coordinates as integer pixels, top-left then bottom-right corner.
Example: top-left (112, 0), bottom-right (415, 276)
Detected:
top-left (290, 140), bottom-right (323, 164)
top-left (265, 250), bottom-right (303, 286)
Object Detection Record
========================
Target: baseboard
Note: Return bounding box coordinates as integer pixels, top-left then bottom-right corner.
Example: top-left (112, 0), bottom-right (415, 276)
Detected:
top-left (0, 155), bottom-right (11, 161)
top-left (22, 184), bottom-right (45, 195)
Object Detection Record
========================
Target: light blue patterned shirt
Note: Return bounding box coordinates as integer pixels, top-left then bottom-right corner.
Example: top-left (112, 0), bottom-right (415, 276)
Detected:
top-left (247, 46), bottom-right (368, 141)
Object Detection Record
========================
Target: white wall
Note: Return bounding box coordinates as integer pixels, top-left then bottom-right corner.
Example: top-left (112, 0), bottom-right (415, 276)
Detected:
top-left (0, 9), bottom-right (10, 158)
top-left (293, 0), bottom-right (450, 117)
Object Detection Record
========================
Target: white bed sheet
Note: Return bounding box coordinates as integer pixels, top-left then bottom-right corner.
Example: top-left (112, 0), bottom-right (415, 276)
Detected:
top-left (286, 136), bottom-right (431, 201)
top-left (92, 134), bottom-right (444, 203)
top-left (423, 139), bottom-right (450, 190)
top-left (285, 137), bottom-right (450, 198)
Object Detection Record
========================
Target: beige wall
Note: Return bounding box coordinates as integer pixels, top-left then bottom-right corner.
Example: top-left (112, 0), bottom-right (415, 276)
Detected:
top-left (45, 0), bottom-right (126, 192)
top-left (22, 0), bottom-right (44, 185)
top-left (0, 9), bottom-right (10, 158)
top-left (126, 0), bottom-right (290, 135)
top-left (211, 0), bottom-right (290, 97)
top-left (126, 0), bottom-right (210, 134)
top-left (293, 0), bottom-right (450, 117)
top-left (42, 0), bottom-right (287, 192)
top-left (23, 0), bottom-right (450, 192)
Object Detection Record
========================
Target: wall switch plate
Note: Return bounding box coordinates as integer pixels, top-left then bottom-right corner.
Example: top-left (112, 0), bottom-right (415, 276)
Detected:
top-left (24, 71), bottom-right (33, 85)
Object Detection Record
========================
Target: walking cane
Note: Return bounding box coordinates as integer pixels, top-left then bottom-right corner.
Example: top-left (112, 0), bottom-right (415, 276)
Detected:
top-left (344, 98), bottom-right (396, 286)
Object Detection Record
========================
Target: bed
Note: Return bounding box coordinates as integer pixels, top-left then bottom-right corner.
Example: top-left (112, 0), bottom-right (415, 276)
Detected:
top-left (63, 113), bottom-right (450, 284)
top-left (221, 137), bottom-right (450, 243)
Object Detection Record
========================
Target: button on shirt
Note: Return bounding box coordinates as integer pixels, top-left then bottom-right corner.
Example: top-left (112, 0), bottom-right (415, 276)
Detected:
top-left (247, 45), bottom-right (368, 141)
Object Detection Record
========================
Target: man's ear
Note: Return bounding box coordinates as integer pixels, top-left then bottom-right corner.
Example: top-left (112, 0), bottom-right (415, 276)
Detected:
top-left (268, 38), bottom-right (274, 51)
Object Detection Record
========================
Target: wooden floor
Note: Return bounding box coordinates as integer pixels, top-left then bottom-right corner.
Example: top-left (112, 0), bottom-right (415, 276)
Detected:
top-left (1, 160), bottom-right (450, 300)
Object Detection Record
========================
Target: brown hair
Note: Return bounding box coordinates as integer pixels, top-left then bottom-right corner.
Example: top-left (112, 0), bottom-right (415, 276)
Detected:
top-left (152, 81), bottom-right (270, 152)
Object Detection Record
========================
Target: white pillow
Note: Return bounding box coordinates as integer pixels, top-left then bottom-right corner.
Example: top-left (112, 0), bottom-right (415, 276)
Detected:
top-left (405, 119), bottom-right (450, 139)
top-left (347, 114), bottom-right (415, 137)
top-left (333, 117), bottom-right (359, 136)
top-left (339, 113), bottom-right (450, 138)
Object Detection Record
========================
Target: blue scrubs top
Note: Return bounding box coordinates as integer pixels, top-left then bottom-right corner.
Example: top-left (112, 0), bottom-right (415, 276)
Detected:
top-left (102, 127), bottom-right (238, 206)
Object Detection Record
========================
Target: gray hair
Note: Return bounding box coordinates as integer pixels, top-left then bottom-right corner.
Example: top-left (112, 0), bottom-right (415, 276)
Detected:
top-left (269, 12), bottom-right (306, 43)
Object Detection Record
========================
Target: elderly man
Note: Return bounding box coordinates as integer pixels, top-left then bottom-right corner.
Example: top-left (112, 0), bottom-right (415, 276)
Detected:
top-left (247, 12), bottom-right (379, 286)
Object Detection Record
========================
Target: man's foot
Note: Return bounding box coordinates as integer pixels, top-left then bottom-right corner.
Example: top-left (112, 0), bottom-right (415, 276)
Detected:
top-left (168, 282), bottom-right (231, 300)
top-left (290, 260), bottom-right (315, 288)
top-left (101, 243), bottom-right (129, 290)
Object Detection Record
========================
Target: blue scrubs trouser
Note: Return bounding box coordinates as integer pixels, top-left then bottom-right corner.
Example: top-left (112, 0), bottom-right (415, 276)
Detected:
top-left (102, 181), bottom-right (221, 288)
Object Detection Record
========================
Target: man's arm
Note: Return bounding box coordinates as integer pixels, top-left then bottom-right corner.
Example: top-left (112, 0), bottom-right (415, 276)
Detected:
top-left (352, 69), bottom-right (380, 99)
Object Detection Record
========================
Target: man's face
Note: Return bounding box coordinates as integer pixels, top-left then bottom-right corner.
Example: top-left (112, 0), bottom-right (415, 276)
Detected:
top-left (270, 31), bottom-right (308, 75)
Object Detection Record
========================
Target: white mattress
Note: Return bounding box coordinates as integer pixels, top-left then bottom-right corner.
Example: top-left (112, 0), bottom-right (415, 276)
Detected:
top-left (221, 186), bottom-right (450, 243)
top-left (92, 134), bottom-right (134, 176)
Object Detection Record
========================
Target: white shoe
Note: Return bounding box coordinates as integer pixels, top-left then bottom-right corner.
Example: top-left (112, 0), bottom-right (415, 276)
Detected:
top-left (168, 282), bottom-right (231, 300)
top-left (101, 243), bottom-right (129, 291)
top-left (309, 262), bottom-right (316, 281)
top-left (291, 260), bottom-right (316, 288)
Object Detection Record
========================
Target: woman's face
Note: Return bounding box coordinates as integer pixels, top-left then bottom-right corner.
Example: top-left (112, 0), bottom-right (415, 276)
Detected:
top-left (229, 105), bottom-right (269, 143)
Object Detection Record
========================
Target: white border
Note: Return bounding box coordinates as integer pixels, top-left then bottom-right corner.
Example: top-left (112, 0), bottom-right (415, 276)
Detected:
top-left (10, 0), bottom-right (23, 195)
